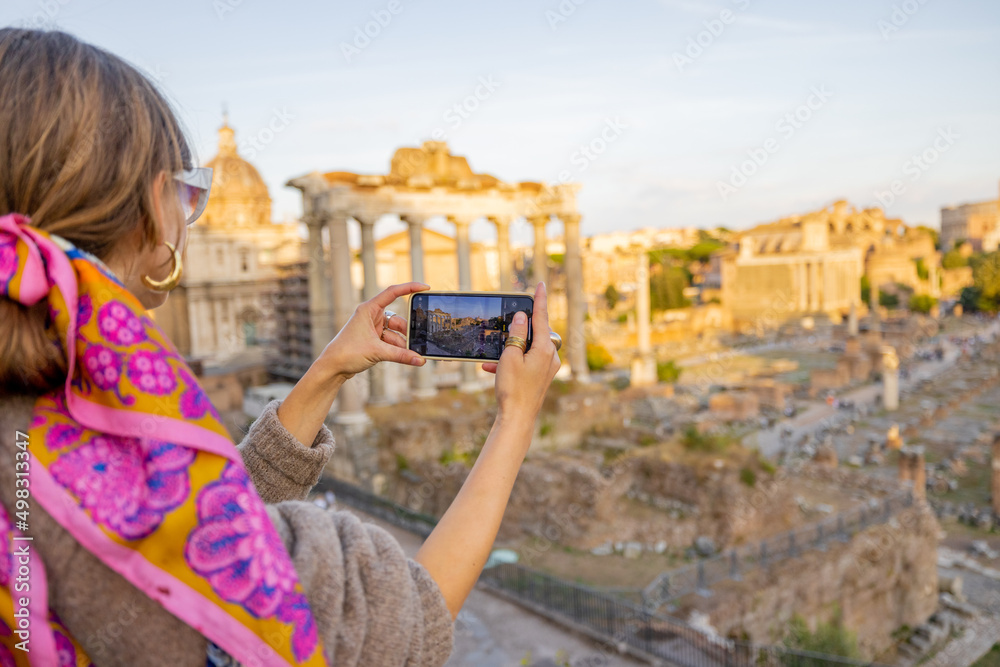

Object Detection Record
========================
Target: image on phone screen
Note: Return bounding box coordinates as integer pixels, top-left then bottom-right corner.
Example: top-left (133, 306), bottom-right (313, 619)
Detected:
top-left (409, 294), bottom-right (532, 360)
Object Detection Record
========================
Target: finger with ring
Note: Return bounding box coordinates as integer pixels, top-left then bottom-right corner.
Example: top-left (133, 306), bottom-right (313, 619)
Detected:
top-left (505, 335), bottom-right (528, 353)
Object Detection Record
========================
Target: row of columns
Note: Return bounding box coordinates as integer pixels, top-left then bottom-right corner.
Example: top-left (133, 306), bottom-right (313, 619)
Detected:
top-left (304, 211), bottom-right (588, 423)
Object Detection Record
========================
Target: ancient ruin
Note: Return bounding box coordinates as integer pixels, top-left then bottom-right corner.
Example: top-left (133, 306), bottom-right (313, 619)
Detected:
top-left (287, 141), bottom-right (589, 424)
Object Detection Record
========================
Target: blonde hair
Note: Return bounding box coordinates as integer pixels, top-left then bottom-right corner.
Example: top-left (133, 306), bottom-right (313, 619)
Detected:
top-left (0, 29), bottom-right (192, 394)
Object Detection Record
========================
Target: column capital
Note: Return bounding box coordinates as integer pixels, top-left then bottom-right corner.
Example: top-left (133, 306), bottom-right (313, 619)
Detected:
top-left (448, 214), bottom-right (475, 228)
top-left (352, 214), bottom-right (379, 227)
top-left (559, 213), bottom-right (582, 226)
top-left (530, 215), bottom-right (550, 228)
top-left (303, 213), bottom-right (325, 229)
top-left (489, 215), bottom-right (513, 229)
top-left (400, 213), bottom-right (428, 227)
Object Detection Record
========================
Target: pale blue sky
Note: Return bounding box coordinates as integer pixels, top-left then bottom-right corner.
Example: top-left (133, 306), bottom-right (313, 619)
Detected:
top-left (3, 0), bottom-right (998, 245)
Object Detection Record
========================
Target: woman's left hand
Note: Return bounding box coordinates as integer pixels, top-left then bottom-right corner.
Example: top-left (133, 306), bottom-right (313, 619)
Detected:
top-left (315, 282), bottom-right (429, 381)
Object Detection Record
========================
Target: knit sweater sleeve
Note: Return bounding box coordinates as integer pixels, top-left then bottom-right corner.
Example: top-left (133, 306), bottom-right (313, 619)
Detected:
top-left (237, 399), bottom-right (335, 503)
top-left (267, 502), bottom-right (455, 667)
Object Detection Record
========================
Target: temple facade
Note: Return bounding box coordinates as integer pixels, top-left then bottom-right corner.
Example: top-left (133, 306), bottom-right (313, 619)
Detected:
top-left (288, 141), bottom-right (589, 424)
top-left (720, 200), bottom-right (942, 328)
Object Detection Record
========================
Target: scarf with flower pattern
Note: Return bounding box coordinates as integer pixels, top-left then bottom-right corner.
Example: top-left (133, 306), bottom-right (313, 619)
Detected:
top-left (0, 214), bottom-right (326, 666)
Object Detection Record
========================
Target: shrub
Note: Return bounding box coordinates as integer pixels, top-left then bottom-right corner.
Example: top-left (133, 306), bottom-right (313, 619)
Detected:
top-left (783, 614), bottom-right (861, 662)
top-left (739, 467), bottom-right (756, 487)
top-left (681, 426), bottom-right (729, 454)
top-left (909, 293), bottom-right (936, 314)
top-left (586, 343), bottom-right (614, 371)
top-left (942, 248), bottom-right (968, 269)
top-left (657, 360), bottom-right (681, 383)
top-left (604, 284), bottom-right (620, 310)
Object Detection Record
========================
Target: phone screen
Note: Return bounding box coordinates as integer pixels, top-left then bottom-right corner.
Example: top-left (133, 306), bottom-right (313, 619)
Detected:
top-left (409, 293), bottom-right (533, 361)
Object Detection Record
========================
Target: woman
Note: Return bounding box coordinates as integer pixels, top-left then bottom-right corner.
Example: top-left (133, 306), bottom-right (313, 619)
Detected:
top-left (0, 29), bottom-right (560, 666)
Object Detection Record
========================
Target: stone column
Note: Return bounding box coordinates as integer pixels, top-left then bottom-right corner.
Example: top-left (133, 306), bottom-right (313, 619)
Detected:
top-left (881, 345), bottom-right (899, 411)
top-left (306, 214), bottom-right (332, 361)
top-left (562, 214), bottom-right (589, 382)
top-left (797, 263), bottom-right (808, 312)
top-left (212, 298), bottom-right (224, 354)
top-left (809, 261), bottom-right (820, 311)
top-left (453, 216), bottom-right (480, 392)
top-left (848, 301), bottom-right (859, 337)
top-left (405, 215), bottom-right (438, 398)
top-left (869, 276), bottom-right (881, 328)
top-left (531, 216), bottom-right (549, 287)
top-left (991, 434), bottom-right (1000, 517)
top-left (898, 446), bottom-right (926, 501)
top-left (357, 215), bottom-right (390, 406)
top-left (631, 252), bottom-right (656, 387)
top-left (329, 211), bottom-right (369, 425)
top-left (493, 216), bottom-right (514, 291)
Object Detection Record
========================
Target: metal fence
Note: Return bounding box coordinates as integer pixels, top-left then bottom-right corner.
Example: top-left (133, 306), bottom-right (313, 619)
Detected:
top-left (643, 491), bottom-right (914, 609)
top-left (480, 561), bottom-right (887, 667)
top-left (319, 476), bottom-right (892, 667)
top-left (314, 476), bottom-right (437, 538)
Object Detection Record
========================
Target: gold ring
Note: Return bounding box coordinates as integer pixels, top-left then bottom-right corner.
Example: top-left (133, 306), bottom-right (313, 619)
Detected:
top-left (505, 336), bottom-right (527, 353)
top-left (549, 331), bottom-right (562, 351)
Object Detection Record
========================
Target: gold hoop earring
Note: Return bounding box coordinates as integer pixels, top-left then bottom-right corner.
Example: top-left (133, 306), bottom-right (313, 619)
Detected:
top-left (142, 241), bottom-right (183, 292)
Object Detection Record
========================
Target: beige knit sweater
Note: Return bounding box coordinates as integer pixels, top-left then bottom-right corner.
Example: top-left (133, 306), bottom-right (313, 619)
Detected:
top-left (0, 394), bottom-right (454, 666)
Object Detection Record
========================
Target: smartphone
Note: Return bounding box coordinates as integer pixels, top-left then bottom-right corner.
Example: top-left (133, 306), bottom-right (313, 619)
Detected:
top-left (407, 291), bottom-right (534, 362)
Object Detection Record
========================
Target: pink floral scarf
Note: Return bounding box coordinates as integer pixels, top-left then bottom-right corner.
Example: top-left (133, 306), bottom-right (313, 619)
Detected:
top-left (0, 214), bottom-right (327, 666)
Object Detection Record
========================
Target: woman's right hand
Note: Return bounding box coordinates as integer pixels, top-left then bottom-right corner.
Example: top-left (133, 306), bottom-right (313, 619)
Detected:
top-left (482, 282), bottom-right (561, 423)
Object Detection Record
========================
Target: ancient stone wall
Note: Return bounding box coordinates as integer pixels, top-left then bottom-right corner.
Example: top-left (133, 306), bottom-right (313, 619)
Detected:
top-left (685, 502), bottom-right (939, 659)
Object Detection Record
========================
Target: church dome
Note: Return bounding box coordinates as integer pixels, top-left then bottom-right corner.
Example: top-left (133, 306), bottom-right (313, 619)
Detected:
top-left (201, 116), bottom-right (273, 227)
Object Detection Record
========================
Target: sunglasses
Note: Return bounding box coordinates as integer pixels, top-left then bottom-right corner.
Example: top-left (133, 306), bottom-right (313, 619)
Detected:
top-left (175, 167), bottom-right (213, 225)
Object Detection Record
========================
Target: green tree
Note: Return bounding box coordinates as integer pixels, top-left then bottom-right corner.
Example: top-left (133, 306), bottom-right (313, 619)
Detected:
top-left (650, 265), bottom-right (691, 311)
top-left (686, 239), bottom-right (726, 263)
top-left (913, 257), bottom-right (929, 281)
top-left (656, 360), bottom-right (681, 383)
top-left (604, 284), bottom-right (620, 310)
top-left (909, 294), bottom-right (936, 314)
top-left (860, 275), bottom-right (870, 304)
top-left (586, 343), bottom-right (613, 371)
top-left (960, 285), bottom-right (983, 313)
top-left (968, 252), bottom-right (1000, 312)
top-left (879, 291), bottom-right (899, 308)
top-left (942, 248), bottom-right (969, 269)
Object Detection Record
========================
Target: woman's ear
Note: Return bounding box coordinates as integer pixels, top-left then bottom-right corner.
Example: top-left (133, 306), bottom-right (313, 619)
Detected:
top-left (148, 170), bottom-right (172, 244)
